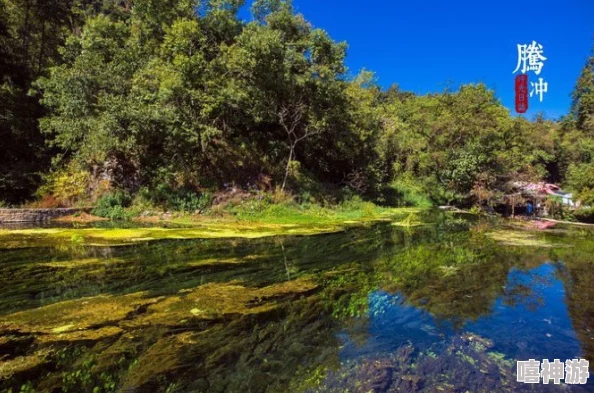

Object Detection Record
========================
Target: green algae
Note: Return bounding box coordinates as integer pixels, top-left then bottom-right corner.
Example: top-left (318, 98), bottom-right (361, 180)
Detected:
top-left (1, 213), bottom-right (593, 393)
top-left (40, 327), bottom-right (124, 346)
top-left (391, 212), bottom-right (426, 227)
top-left (486, 230), bottom-right (567, 248)
top-left (0, 349), bottom-right (53, 381)
top-left (0, 225), bottom-right (342, 249)
top-left (0, 292), bottom-right (161, 335)
top-left (39, 257), bottom-right (125, 269)
top-left (123, 278), bottom-right (318, 328)
top-left (117, 333), bottom-right (188, 392)
top-left (0, 276), bottom-right (321, 392)
top-left (0, 208), bottom-right (421, 249)
top-left (0, 277), bottom-right (316, 339)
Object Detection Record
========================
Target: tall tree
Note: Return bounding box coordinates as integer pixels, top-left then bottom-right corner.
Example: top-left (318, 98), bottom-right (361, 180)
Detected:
top-left (572, 43), bottom-right (594, 135)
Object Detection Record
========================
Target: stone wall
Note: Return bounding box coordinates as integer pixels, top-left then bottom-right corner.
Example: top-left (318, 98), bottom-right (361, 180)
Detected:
top-left (0, 208), bottom-right (88, 223)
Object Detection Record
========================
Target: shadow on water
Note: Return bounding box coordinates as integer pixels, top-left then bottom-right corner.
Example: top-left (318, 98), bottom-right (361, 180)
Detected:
top-left (1, 212), bottom-right (594, 392)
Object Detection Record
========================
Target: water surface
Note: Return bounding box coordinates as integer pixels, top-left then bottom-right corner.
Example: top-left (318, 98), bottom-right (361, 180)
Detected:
top-left (1, 213), bottom-right (593, 392)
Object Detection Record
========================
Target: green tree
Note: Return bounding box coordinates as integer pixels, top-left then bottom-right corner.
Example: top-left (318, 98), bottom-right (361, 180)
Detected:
top-left (572, 43), bottom-right (594, 135)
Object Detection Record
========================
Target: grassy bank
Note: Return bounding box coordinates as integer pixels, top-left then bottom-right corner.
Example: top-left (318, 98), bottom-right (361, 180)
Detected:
top-left (0, 197), bottom-right (422, 248)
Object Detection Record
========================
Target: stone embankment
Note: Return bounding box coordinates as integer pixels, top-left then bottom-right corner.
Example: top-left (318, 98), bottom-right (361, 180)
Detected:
top-left (0, 208), bottom-right (88, 223)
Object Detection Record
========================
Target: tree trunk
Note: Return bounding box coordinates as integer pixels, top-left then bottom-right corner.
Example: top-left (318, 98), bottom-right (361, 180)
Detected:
top-left (281, 146), bottom-right (294, 191)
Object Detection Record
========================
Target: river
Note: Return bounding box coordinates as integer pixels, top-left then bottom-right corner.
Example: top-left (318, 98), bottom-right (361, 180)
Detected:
top-left (1, 212), bottom-right (593, 392)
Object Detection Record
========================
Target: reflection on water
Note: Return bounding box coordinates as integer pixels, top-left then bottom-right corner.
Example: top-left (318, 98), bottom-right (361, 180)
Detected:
top-left (328, 264), bottom-right (587, 392)
top-left (0, 213), bottom-right (593, 392)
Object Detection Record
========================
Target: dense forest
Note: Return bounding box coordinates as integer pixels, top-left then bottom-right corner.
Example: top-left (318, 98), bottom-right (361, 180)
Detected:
top-left (1, 0), bottom-right (593, 216)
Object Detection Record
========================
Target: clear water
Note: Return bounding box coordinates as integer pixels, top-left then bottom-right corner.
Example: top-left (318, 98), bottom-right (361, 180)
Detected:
top-left (1, 213), bottom-right (593, 392)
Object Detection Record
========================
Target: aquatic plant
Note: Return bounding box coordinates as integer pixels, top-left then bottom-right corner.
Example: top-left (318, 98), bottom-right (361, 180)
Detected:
top-left (1, 214), bottom-right (593, 392)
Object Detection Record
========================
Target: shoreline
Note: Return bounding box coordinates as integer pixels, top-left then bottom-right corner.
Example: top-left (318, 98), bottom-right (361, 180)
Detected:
top-left (0, 208), bottom-right (423, 248)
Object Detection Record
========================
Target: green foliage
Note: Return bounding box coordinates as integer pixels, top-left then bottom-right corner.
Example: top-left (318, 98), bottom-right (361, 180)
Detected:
top-left (6, 382), bottom-right (36, 393)
top-left (387, 179), bottom-right (434, 207)
top-left (223, 192), bottom-right (400, 225)
top-left (572, 43), bottom-right (594, 135)
top-left (36, 163), bottom-right (91, 206)
top-left (574, 207), bottom-right (594, 223)
top-left (567, 162), bottom-right (594, 205)
top-left (0, 0), bottom-right (56, 203)
top-left (33, 0), bottom-right (355, 195)
top-left (0, 0), bottom-right (592, 214)
top-left (145, 185), bottom-right (213, 212)
top-left (375, 83), bottom-right (555, 206)
top-left (92, 191), bottom-right (133, 220)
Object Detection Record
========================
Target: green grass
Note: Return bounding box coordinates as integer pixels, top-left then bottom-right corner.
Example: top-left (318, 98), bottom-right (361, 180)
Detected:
top-left (0, 199), bottom-right (421, 248)
top-left (224, 196), bottom-right (418, 225)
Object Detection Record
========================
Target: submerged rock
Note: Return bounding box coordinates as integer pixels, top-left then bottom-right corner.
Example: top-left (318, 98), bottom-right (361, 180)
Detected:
top-left (305, 333), bottom-right (529, 393)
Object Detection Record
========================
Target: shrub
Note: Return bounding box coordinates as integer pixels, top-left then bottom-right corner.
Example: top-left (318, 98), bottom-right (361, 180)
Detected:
top-left (270, 187), bottom-right (294, 204)
top-left (387, 180), bottom-right (433, 208)
top-left (169, 191), bottom-right (212, 213)
top-left (342, 196), bottom-right (380, 217)
top-left (574, 207), bottom-right (594, 223)
top-left (92, 191), bottom-right (133, 220)
top-left (37, 195), bottom-right (63, 208)
top-left (544, 196), bottom-right (576, 221)
top-left (567, 163), bottom-right (594, 205)
top-left (144, 184), bottom-right (213, 213)
top-left (338, 195), bottom-right (366, 210)
top-left (37, 163), bottom-right (91, 206)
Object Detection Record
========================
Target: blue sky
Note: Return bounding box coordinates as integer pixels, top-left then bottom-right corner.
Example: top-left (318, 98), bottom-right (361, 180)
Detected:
top-left (241, 0), bottom-right (594, 120)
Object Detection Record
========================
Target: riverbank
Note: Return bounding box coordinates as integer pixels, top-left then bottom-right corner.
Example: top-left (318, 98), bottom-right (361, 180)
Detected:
top-left (0, 203), bottom-right (423, 248)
